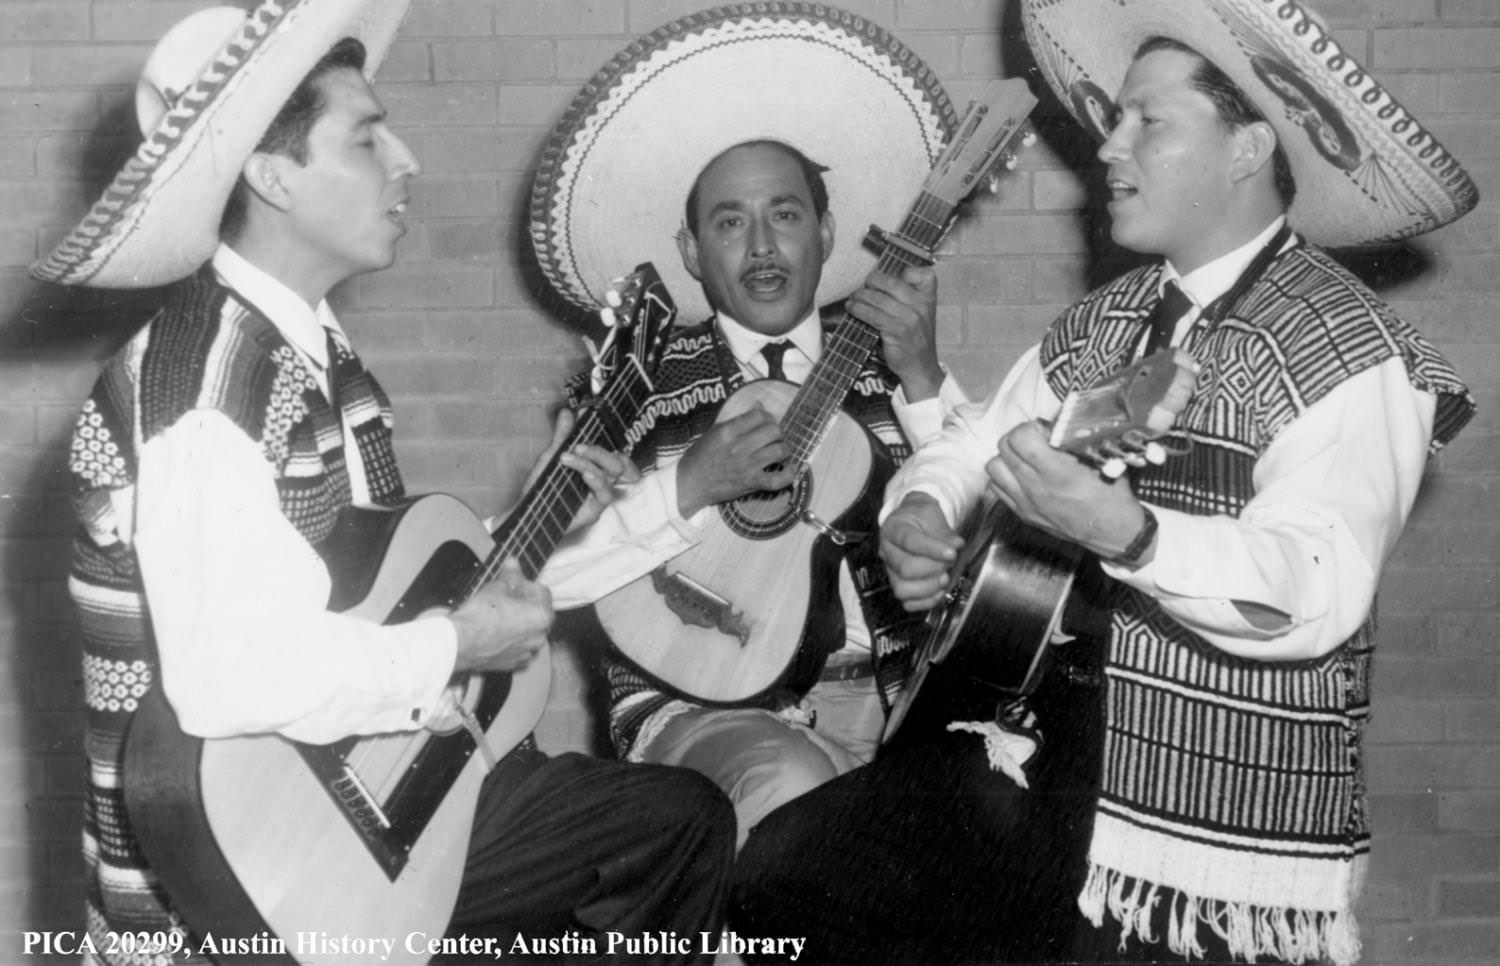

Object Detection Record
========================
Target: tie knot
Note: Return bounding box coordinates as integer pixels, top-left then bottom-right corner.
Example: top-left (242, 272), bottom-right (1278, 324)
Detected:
top-left (1160, 280), bottom-right (1193, 317)
top-left (761, 340), bottom-right (793, 381)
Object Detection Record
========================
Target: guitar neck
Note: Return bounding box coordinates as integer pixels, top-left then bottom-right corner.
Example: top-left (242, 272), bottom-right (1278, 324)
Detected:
top-left (783, 191), bottom-right (952, 463)
top-left (473, 362), bottom-right (652, 588)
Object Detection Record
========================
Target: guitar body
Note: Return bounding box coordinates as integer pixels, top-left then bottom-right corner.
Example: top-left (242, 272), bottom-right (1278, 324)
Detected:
top-left (124, 495), bottom-right (551, 964)
top-left (588, 82), bottom-right (1040, 705)
top-left (597, 379), bottom-right (890, 703)
top-left (882, 502), bottom-right (1105, 742)
top-left (881, 349), bottom-right (1199, 741)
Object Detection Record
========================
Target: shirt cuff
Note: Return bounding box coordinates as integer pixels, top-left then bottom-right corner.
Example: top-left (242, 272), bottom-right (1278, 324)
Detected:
top-left (891, 370), bottom-right (969, 446)
top-left (662, 462), bottom-right (711, 534)
top-left (398, 616), bottom-right (461, 727)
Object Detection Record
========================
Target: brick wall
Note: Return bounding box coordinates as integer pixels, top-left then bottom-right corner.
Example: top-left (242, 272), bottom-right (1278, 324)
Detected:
top-left (0, 1), bottom-right (1494, 963)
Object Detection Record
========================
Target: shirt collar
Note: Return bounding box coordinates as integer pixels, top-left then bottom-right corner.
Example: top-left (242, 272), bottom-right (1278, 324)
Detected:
top-left (211, 243), bottom-right (345, 371)
top-left (1163, 216), bottom-right (1291, 311)
top-left (714, 309), bottom-right (823, 371)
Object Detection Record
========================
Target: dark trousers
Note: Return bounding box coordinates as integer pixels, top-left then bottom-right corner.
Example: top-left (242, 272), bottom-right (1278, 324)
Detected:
top-left (731, 658), bottom-right (1103, 965)
top-left (442, 746), bottom-right (735, 965)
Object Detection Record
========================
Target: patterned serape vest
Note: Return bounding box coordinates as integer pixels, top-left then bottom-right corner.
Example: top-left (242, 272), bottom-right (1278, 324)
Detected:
top-left (568, 314), bottom-right (922, 757)
top-left (67, 266), bottom-right (404, 963)
top-left (1039, 245), bottom-right (1475, 966)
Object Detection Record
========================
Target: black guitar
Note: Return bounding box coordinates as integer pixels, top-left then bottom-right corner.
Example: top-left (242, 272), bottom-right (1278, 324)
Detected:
top-left (883, 348), bottom-right (1199, 741)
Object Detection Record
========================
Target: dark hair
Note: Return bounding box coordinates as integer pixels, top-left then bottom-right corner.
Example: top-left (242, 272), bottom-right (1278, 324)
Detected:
top-left (220, 36), bottom-right (368, 239)
top-left (683, 139), bottom-right (831, 236)
top-left (1135, 36), bottom-right (1297, 208)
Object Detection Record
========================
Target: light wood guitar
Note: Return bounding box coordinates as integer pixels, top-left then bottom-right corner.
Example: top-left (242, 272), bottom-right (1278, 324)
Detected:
top-left (596, 79), bottom-right (1038, 703)
top-left (122, 265), bottom-right (676, 964)
top-left (882, 348), bottom-right (1201, 741)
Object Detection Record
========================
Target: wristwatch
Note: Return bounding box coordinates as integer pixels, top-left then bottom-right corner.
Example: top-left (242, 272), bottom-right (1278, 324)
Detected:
top-left (1111, 507), bottom-right (1158, 566)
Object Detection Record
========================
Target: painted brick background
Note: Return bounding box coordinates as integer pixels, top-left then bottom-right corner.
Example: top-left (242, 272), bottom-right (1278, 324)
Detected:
top-left (0, 1), bottom-right (1495, 963)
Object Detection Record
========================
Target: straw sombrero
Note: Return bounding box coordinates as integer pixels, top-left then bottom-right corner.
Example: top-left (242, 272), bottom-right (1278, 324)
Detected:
top-left (1021, 0), bottom-right (1477, 248)
top-left (529, 3), bottom-right (958, 324)
top-left (33, 0), bottom-right (410, 289)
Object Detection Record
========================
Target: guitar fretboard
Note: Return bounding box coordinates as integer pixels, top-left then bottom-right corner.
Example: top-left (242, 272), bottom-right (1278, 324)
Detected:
top-left (471, 360), bottom-right (653, 589)
top-left (784, 189), bottom-right (952, 464)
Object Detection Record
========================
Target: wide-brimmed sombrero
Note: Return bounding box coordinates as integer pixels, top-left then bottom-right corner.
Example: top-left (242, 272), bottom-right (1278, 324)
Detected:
top-left (32, 0), bottom-right (410, 289)
top-left (1022, 0), bottom-right (1477, 248)
top-left (529, 3), bottom-right (957, 323)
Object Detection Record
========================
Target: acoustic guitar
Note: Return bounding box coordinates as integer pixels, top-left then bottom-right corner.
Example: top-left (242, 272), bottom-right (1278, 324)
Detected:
top-left (596, 79), bottom-right (1039, 704)
top-left (122, 265), bottom-right (676, 963)
top-left (882, 347), bottom-right (1200, 741)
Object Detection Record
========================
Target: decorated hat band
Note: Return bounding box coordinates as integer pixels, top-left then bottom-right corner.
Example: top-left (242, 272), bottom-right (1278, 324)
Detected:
top-left (34, 0), bottom-right (410, 289)
top-left (528, 3), bottom-right (958, 323)
top-left (1021, 0), bottom-right (1477, 248)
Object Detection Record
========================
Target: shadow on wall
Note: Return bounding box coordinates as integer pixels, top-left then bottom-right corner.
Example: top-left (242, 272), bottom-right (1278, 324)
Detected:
top-left (1, 280), bottom-right (167, 942)
top-left (0, 84), bottom-right (166, 941)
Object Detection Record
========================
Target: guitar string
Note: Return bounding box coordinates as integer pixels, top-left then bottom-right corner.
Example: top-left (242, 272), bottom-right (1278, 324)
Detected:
top-left (785, 190), bottom-right (949, 462)
top-left (347, 340), bottom-right (653, 797)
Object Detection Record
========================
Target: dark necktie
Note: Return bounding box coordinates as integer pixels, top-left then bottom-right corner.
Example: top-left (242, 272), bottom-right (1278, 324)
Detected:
top-left (323, 326), bottom-right (362, 411)
top-left (1141, 281), bottom-right (1194, 356)
top-left (761, 339), bottom-right (793, 381)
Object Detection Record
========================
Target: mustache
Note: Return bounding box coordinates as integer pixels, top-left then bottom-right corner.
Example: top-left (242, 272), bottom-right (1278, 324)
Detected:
top-left (740, 260), bottom-right (789, 282)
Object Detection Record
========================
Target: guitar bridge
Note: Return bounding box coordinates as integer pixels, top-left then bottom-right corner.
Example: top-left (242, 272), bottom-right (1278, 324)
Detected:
top-left (649, 567), bottom-right (751, 645)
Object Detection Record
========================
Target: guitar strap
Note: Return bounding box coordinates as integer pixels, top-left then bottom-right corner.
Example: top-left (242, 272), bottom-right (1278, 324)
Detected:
top-left (1168, 222), bottom-right (1297, 339)
top-left (1120, 223), bottom-right (1297, 462)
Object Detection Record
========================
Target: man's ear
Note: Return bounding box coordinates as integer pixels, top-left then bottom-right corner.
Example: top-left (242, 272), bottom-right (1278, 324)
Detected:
top-left (242, 152), bottom-right (294, 212)
top-left (819, 210), bottom-right (836, 265)
top-left (676, 227), bottom-right (703, 281)
top-left (1231, 120), bottom-right (1277, 185)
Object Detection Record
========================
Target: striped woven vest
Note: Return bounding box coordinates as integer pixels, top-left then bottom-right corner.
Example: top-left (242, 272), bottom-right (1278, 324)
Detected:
top-left (67, 267), bottom-right (403, 962)
top-left (1039, 245), bottom-right (1473, 966)
top-left (569, 315), bottom-right (921, 756)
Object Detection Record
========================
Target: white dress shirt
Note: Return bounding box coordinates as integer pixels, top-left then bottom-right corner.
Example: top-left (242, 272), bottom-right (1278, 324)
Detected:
top-left (885, 219), bottom-right (1437, 661)
top-left (128, 244), bottom-right (456, 744)
top-left (542, 309), bottom-right (969, 660)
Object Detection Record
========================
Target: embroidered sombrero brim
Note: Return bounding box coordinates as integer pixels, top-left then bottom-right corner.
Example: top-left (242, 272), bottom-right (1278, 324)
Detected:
top-left (33, 0), bottom-right (410, 289)
top-left (1021, 0), bottom-right (1478, 248)
top-left (529, 3), bottom-right (957, 323)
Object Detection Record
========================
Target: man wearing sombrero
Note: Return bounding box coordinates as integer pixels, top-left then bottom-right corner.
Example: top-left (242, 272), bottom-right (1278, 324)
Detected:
top-left (732, 1), bottom-right (1477, 964)
top-left (39, 2), bottom-right (733, 959)
top-left (529, 7), bottom-right (971, 849)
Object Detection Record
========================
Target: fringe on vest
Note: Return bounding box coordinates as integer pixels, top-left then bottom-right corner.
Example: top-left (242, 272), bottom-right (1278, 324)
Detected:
top-left (1041, 244), bottom-right (1470, 965)
top-left (1078, 862), bottom-right (1364, 966)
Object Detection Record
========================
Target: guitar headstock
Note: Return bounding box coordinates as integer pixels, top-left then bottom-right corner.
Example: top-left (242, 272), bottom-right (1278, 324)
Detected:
top-left (923, 78), bottom-right (1039, 211)
top-left (585, 262), bottom-right (677, 396)
top-left (1049, 349), bottom-right (1200, 477)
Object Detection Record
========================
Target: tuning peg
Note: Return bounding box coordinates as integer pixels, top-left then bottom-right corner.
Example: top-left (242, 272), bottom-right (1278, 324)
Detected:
top-left (598, 305), bottom-right (617, 328)
top-left (1100, 457), bottom-right (1128, 480)
top-left (604, 285), bottom-right (624, 309)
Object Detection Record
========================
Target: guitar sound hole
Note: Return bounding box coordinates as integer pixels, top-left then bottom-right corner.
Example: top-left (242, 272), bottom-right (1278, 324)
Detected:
top-left (721, 471), bottom-right (810, 539)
